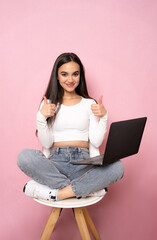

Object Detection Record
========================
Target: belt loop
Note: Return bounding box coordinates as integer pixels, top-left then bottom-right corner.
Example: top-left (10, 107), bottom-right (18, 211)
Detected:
top-left (56, 148), bottom-right (59, 154)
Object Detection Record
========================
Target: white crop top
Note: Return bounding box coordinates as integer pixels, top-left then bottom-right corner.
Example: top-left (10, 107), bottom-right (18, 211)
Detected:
top-left (37, 97), bottom-right (108, 157)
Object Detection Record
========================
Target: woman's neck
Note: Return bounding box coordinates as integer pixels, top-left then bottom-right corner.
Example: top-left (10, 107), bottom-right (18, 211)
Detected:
top-left (62, 92), bottom-right (82, 106)
top-left (63, 91), bottom-right (80, 100)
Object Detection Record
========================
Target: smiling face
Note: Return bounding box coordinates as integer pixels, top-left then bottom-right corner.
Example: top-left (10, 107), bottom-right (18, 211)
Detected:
top-left (57, 61), bottom-right (80, 95)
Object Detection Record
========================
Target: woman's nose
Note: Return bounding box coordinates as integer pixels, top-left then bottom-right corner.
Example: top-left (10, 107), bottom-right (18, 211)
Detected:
top-left (68, 75), bottom-right (73, 82)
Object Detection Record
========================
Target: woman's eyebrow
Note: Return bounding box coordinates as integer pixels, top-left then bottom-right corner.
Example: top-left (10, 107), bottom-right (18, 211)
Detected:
top-left (60, 70), bottom-right (79, 74)
top-left (73, 70), bottom-right (80, 74)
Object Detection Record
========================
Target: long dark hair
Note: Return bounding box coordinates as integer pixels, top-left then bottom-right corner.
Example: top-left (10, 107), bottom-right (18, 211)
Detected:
top-left (43, 52), bottom-right (91, 125)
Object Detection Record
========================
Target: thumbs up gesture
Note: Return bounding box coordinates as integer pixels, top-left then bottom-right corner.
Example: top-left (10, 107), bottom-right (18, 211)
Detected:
top-left (91, 96), bottom-right (107, 117)
top-left (40, 96), bottom-right (56, 119)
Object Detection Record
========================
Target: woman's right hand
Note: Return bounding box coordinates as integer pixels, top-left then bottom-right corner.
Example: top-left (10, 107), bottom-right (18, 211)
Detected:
top-left (40, 96), bottom-right (56, 119)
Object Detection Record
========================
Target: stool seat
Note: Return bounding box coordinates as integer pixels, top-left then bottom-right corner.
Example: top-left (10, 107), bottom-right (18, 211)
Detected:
top-left (34, 195), bottom-right (104, 208)
top-left (34, 194), bottom-right (106, 240)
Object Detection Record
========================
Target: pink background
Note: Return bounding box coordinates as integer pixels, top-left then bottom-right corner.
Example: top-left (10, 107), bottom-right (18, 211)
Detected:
top-left (1, 0), bottom-right (157, 239)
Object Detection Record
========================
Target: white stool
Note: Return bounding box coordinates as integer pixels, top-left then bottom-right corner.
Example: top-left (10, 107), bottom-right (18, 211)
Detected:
top-left (34, 194), bottom-right (106, 240)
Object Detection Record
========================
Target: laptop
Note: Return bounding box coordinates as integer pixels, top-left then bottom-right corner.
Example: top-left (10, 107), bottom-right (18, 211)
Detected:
top-left (73, 117), bottom-right (147, 166)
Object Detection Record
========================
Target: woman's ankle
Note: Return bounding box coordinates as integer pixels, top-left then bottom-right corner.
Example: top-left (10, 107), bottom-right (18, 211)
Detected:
top-left (57, 185), bottom-right (75, 200)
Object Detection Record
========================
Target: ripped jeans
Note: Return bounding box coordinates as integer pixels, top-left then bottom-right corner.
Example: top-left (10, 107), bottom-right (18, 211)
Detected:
top-left (17, 147), bottom-right (124, 198)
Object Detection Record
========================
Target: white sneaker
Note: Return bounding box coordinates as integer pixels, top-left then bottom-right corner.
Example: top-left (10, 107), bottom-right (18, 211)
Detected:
top-left (23, 180), bottom-right (57, 201)
top-left (87, 189), bottom-right (106, 197)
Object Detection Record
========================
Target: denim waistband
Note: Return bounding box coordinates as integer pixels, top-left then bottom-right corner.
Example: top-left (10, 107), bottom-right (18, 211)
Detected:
top-left (51, 147), bottom-right (89, 154)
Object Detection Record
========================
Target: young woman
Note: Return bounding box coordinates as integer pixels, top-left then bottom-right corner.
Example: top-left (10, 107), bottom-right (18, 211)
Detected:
top-left (17, 53), bottom-right (124, 201)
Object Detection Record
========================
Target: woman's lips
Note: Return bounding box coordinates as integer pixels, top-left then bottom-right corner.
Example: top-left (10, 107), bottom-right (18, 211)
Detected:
top-left (66, 83), bottom-right (75, 87)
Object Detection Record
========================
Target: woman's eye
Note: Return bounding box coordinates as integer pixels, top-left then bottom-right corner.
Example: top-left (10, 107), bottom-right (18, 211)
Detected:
top-left (73, 72), bottom-right (79, 77)
top-left (61, 73), bottom-right (67, 77)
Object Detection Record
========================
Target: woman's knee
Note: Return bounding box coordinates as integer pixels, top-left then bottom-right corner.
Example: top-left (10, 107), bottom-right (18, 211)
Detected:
top-left (115, 160), bottom-right (124, 180)
top-left (17, 149), bottom-right (31, 170)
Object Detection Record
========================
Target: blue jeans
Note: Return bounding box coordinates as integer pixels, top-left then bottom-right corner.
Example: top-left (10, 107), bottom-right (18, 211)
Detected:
top-left (17, 147), bottom-right (124, 198)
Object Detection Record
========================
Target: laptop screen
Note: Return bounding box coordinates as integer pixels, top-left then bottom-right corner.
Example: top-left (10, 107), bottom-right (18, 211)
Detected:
top-left (103, 117), bottom-right (147, 164)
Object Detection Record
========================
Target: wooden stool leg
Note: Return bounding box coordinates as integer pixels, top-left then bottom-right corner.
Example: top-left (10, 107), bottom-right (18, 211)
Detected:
top-left (41, 207), bottom-right (61, 240)
top-left (74, 207), bottom-right (91, 240)
top-left (83, 208), bottom-right (101, 240)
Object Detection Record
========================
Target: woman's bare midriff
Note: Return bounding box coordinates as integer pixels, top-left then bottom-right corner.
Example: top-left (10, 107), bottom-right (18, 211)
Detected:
top-left (52, 141), bottom-right (89, 148)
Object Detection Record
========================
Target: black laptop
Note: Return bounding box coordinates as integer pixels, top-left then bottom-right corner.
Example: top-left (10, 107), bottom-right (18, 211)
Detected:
top-left (73, 117), bottom-right (147, 166)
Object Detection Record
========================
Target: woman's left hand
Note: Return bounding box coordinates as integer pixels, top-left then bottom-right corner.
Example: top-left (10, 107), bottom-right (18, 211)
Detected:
top-left (91, 96), bottom-right (107, 117)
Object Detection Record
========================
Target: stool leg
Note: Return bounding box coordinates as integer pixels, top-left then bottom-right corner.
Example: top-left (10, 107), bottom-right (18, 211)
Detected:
top-left (74, 207), bottom-right (91, 240)
top-left (83, 208), bottom-right (101, 240)
top-left (41, 207), bottom-right (61, 240)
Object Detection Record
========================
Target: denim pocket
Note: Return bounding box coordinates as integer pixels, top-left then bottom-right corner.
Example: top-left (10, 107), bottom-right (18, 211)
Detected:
top-left (79, 148), bottom-right (90, 161)
top-left (48, 148), bottom-right (56, 158)
top-left (49, 148), bottom-right (68, 163)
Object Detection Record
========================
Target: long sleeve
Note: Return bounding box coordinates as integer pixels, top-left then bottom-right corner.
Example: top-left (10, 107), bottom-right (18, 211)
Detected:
top-left (36, 101), bottom-right (54, 149)
top-left (88, 101), bottom-right (108, 148)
